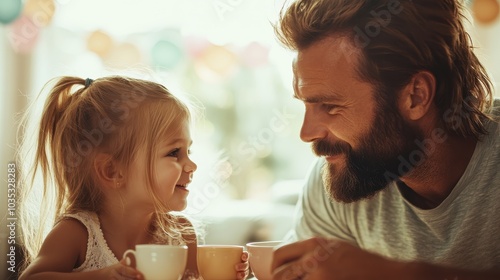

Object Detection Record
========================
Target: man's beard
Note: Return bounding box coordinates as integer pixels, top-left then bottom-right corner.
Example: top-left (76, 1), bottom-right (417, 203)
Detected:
top-left (312, 98), bottom-right (424, 203)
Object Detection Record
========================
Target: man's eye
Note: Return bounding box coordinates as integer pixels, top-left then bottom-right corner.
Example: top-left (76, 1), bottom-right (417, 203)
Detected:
top-left (166, 148), bottom-right (180, 157)
top-left (322, 104), bottom-right (338, 113)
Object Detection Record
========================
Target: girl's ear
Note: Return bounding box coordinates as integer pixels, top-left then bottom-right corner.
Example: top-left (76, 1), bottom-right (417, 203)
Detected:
top-left (94, 153), bottom-right (124, 189)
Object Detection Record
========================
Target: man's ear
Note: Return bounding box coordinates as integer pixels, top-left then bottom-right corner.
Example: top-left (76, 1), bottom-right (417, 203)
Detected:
top-left (398, 71), bottom-right (436, 121)
top-left (94, 153), bottom-right (124, 190)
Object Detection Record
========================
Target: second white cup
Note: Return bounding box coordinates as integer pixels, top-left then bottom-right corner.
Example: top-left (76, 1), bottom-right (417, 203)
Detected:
top-left (246, 241), bottom-right (283, 280)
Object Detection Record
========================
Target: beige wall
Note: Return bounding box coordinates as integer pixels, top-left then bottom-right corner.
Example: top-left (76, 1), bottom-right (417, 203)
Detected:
top-left (1, 26), bottom-right (32, 279)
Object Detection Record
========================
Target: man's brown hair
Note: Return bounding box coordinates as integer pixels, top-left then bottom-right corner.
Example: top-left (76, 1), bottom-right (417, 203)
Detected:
top-left (276, 0), bottom-right (494, 139)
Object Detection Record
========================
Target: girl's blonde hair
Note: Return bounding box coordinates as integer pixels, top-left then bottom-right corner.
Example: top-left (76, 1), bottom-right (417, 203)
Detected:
top-left (19, 76), bottom-right (195, 267)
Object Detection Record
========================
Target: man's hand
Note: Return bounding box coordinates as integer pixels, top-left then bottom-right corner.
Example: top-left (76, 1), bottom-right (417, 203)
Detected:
top-left (271, 237), bottom-right (405, 280)
top-left (271, 237), bottom-right (500, 280)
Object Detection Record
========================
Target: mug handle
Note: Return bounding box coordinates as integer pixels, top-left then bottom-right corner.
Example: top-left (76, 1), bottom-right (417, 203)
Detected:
top-left (123, 249), bottom-right (137, 268)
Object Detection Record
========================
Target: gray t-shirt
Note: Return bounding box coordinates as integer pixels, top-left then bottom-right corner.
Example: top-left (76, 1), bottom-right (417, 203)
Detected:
top-left (290, 105), bottom-right (500, 270)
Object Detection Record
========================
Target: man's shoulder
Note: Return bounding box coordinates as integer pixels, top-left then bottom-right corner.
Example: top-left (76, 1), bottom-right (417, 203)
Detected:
top-left (490, 98), bottom-right (500, 118)
top-left (485, 99), bottom-right (500, 142)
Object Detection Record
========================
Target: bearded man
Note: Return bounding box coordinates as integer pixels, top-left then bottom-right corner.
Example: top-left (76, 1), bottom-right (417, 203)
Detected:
top-left (271, 0), bottom-right (500, 279)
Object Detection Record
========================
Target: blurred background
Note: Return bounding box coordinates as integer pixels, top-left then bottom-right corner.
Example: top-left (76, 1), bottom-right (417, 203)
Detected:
top-left (1, 0), bottom-right (499, 278)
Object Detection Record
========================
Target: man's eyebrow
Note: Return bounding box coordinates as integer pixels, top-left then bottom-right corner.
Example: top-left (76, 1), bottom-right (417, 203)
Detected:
top-left (293, 92), bottom-right (342, 103)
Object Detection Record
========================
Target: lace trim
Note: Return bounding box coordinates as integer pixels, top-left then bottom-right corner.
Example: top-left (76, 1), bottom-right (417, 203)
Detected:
top-left (94, 213), bottom-right (119, 262)
top-left (63, 211), bottom-right (118, 271)
top-left (62, 211), bottom-right (179, 272)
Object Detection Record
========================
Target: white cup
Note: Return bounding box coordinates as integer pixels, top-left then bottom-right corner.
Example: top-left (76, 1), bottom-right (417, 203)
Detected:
top-left (246, 241), bottom-right (283, 280)
top-left (123, 244), bottom-right (188, 280)
top-left (197, 245), bottom-right (243, 280)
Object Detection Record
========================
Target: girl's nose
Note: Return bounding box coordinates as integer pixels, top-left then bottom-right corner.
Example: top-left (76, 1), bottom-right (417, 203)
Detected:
top-left (183, 159), bottom-right (197, 173)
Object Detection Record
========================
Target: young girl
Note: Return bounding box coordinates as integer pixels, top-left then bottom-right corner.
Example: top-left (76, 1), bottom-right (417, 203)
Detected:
top-left (18, 76), bottom-right (249, 279)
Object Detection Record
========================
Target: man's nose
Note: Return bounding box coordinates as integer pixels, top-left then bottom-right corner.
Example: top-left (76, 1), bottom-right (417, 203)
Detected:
top-left (300, 108), bottom-right (328, 142)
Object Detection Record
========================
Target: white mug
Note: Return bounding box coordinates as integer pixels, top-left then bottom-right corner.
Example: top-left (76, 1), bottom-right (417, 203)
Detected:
top-left (246, 241), bottom-right (283, 280)
top-left (123, 244), bottom-right (188, 280)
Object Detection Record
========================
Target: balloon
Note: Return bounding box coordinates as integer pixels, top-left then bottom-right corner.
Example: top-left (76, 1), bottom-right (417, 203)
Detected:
top-left (241, 42), bottom-right (269, 68)
top-left (472, 0), bottom-right (500, 24)
top-left (194, 45), bottom-right (239, 82)
top-left (103, 43), bottom-right (143, 69)
top-left (184, 36), bottom-right (210, 58)
top-left (6, 15), bottom-right (40, 53)
top-left (151, 40), bottom-right (183, 70)
top-left (0, 0), bottom-right (22, 24)
top-left (23, 0), bottom-right (56, 27)
top-left (87, 30), bottom-right (114, 57)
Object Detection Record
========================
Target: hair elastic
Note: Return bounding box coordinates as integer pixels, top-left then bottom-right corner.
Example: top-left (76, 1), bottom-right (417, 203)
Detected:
top-left (84, 78), bottom-right (94, 88)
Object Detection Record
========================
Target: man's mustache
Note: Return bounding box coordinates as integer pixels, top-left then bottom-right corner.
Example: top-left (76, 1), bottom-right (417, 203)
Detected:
top-left (312, 139), bottom-right (351, 157)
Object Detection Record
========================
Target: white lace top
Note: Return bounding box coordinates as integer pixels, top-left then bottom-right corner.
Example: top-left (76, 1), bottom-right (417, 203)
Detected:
top-left (63, 211), bottom-right (119, 272)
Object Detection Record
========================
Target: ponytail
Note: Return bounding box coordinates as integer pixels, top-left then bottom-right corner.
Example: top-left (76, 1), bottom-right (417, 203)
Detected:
top-left (19, 77), bottom-right (89, 266)
top-left (37, 77), bottom-right (87, 212)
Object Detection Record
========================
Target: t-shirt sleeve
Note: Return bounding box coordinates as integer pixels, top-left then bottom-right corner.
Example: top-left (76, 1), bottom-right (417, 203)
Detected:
top-left (287, 158), bottom-right (356, 243)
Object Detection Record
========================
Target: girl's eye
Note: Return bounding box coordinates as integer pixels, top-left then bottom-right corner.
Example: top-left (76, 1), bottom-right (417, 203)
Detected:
top-left (166, 148), bottom-right (180, 157)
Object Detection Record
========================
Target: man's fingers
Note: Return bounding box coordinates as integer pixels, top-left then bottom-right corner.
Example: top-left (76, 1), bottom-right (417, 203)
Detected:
top-left (271, 238), bottom-right (320, 271)
top-left (272, 259), bottom-right (308, 280)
